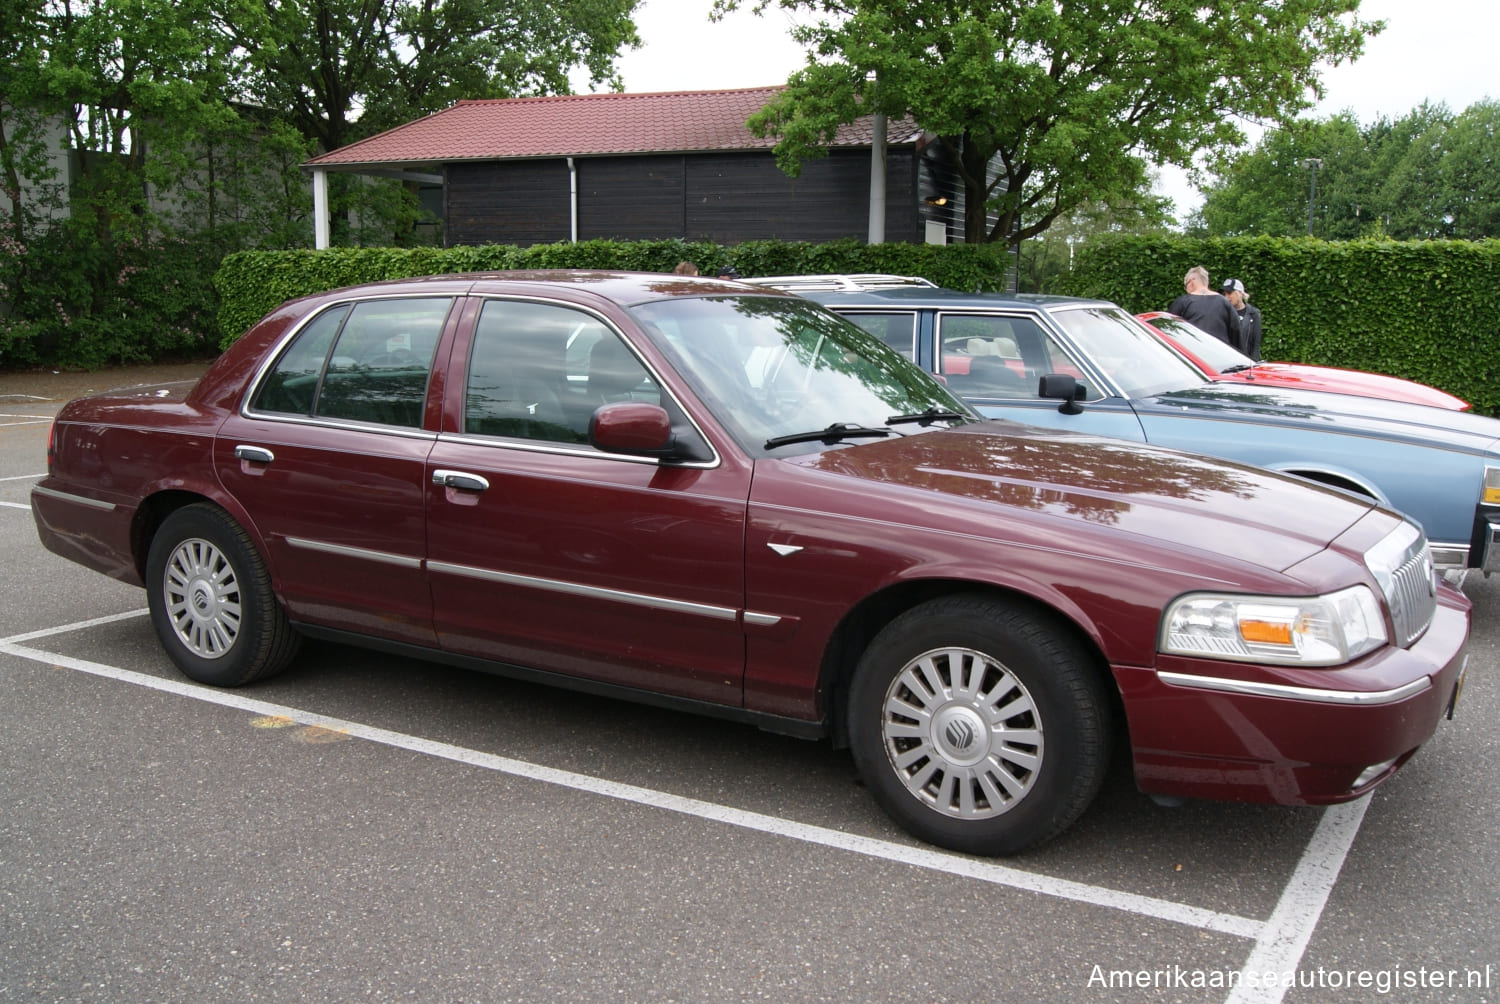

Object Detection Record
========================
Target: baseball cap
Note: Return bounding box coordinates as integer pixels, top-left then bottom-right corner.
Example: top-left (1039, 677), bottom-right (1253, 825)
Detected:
top-left (1221, 278), bottom-right (1246, 293)
top-left (717, 265), bottom-right (741, 280)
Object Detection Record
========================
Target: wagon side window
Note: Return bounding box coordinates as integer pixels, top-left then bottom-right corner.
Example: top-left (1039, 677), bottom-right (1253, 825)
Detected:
top-left (937, 314), bottom-right (1100, 402)
top-left (840, 311), bottom-right (919, 360)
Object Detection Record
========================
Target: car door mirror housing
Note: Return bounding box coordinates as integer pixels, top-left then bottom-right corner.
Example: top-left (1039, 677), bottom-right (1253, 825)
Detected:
top-left (589, 402), bottom-right (679, 458)
top-left (1038, 373), bottom-right (1087, 415)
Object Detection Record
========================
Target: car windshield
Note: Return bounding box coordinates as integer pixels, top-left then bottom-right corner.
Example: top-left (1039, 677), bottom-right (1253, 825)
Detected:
top-left (629, 295), bottom-right (976, 455)
top-left (1048, 306), bottom-right (1211, 398)
top-left (1146, 314), bottom-right (1255, 373)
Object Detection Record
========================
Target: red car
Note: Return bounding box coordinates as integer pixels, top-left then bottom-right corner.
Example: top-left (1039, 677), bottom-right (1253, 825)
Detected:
top-left (1138, 311), bottom-right (1470, 411)
top-left (32, 273), bottom-right (1468, 855)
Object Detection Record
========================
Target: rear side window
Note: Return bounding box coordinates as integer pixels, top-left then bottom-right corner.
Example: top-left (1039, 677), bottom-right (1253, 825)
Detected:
top-left (840, 311), bottom-right (918, 359)
top-left (251, 298), bottom-right (452, 428)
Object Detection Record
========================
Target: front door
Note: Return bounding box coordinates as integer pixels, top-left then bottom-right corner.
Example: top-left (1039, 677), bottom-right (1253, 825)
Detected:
top-left (423, 297), bottom-right (750, 705)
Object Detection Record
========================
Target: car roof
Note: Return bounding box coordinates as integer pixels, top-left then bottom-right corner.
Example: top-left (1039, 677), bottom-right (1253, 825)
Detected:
top-left (796, 286), bottom-right (1115, 311)
top-left (293, 270), bottom-right (797, 310)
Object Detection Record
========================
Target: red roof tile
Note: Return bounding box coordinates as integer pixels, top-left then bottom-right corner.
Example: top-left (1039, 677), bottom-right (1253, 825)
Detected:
top-left (305, 87), bottom-right (922, 169)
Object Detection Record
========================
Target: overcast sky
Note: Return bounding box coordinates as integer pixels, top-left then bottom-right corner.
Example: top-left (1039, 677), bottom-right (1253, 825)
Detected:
top-left (590, 0), bottom-right (1499, 222)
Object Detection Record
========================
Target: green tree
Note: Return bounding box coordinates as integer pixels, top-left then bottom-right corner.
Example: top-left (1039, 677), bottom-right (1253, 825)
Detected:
top-left (216, 0), bottom-right (641, 159)
top-left (211, 0), bottom-right (641, 245)
top-left (1018, 191), bottom-right (1173, 293)
top-left (1197, 101), bottom-right (1500, 241)
top-left (716, 0), bottom-right (1378, 249)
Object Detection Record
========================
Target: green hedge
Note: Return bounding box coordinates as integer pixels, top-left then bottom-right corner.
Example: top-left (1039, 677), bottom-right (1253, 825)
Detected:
top-left (214, 238), bottom-right (1012, 347)
top-left (1058, 235), bottom-right (1500, 415)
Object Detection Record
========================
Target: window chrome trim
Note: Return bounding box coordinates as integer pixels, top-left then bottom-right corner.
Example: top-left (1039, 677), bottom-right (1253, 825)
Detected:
top-left (31, 485), bottom-right (117, 512)
top-left (1158, 670), bottom-right (1430, 706)
top-left (436, 430), bottom-right (718, 469)
top-left (237, 410), bottom-right (441, 441)
top-left (284, 536), bottom-right (424, 569)
top-left (426, 561), bottom-right (743, 622)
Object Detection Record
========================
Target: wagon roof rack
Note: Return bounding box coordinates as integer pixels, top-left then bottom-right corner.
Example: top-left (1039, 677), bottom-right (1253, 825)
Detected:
top-left (743, 274), bottom-right (939, 293)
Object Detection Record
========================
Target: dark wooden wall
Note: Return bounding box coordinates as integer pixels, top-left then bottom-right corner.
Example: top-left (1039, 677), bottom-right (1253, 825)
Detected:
top-left (443, 148), bottom-right (921, 247)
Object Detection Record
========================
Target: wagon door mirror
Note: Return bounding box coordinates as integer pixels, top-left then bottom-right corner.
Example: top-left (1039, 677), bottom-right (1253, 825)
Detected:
top-left (1038, 374), bottom-right (1087, 415)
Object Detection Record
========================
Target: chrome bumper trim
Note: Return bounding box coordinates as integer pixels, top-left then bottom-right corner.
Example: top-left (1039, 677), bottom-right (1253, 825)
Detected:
top-left (1158, 670), bottom-right (1431, 706)
top-left (30, 485), bottom-right (117, 512)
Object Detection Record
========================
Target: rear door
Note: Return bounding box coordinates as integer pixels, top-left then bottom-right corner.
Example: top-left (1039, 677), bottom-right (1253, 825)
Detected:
top-left (423, 296), bottom-right (751, 705)
top-left (215, 295), bottom-right (457, 646)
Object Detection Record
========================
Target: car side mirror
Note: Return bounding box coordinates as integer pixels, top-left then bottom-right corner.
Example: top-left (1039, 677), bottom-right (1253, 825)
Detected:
top-left (1038, 374), bottom-right (1087, 415)
top-left (589, 402), bottom-right (701, 462)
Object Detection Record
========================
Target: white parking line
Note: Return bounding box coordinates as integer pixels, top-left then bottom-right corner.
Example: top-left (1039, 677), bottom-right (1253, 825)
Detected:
top-left (1227, 798), bottom-right (1371, 1003)
top-left (0, 474), bottom-right (46, 482)
top-left (2, 610), bottom-right (1369, 1003)
top-left (0, 501), bottom-right (31, 510)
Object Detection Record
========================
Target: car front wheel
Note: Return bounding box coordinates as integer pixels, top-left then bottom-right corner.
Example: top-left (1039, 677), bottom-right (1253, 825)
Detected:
top-left (847, 595), bottom-right (1112, 855)
top-left (145, 504), bottom-right (300, 686)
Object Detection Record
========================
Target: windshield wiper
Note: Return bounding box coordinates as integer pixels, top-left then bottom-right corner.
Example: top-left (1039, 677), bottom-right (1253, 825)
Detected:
top-left (764, 422), bottom-right (893, 450)
top-left (1219, 363), bottom-right (1255, 374)
top-left (886, 406), bottom-right (967, 426)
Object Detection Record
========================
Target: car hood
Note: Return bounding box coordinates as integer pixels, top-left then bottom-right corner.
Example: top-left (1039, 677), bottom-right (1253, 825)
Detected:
top-left (792, 420), bottom-right (1377, 575)
top-left (1144, 382), bottom-right (1500, 455)
top-left (1221, 363), bottom-right (1469, 411)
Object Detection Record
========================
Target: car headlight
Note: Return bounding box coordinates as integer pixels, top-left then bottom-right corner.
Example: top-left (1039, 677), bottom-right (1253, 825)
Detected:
top-left (1161, 586), bottom-right (1387, 667)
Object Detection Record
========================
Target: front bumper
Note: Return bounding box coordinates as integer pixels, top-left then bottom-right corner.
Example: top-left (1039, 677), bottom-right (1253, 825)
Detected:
top-left (1474, 506), bottom-right (1500, 574)
top-left (1118, 583), bottom-right (1470, 806)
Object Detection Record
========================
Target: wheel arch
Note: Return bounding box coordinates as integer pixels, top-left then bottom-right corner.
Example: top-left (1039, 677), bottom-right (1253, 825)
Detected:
top-left (1274, 465), bottom-right (1385, 503)
top-left (130, 489), bottom-right (267, 584)
top-left (817, 578), bottom-right (1124, 749)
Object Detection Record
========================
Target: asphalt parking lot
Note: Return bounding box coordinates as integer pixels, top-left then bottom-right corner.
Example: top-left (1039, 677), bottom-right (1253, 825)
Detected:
top-left (2, 368), bottom-right (1496, 1003)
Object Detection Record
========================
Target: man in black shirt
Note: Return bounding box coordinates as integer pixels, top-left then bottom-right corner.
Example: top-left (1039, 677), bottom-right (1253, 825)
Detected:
top-left (1169, 266), bottom-right (1244, 351)
top-left (1221, 278), bottom-right (1263, 360)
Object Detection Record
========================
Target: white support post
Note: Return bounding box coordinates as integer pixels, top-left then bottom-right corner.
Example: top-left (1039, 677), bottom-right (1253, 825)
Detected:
top-left (868, 112), bottom-right (887, 244)
top-left (313, 168), bottom-right (329, 249)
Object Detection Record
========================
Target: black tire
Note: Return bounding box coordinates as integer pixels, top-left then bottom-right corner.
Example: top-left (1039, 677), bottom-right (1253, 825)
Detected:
top-left (847, 594), bottom-right (1112, 855)
top-left (145, 504), bottom-right (300, 686)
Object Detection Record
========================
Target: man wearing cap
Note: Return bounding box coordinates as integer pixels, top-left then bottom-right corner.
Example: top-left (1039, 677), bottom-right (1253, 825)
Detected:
top-left (1168, 266), bottom-right (1244, 350)
top-left (1220, 278), bottom-right (1263, 360)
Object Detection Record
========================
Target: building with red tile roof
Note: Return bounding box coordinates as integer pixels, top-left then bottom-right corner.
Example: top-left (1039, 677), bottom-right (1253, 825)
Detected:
top-left (303, 87), bottom-right (968, 249)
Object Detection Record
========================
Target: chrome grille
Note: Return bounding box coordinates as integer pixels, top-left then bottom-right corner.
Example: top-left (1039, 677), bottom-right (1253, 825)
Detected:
top-left (1387, 545), bottom-right (1437, 647)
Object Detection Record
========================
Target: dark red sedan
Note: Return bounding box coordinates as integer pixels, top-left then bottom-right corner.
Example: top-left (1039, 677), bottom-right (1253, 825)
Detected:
top-left (32, 272), bottom-right (1469, 855)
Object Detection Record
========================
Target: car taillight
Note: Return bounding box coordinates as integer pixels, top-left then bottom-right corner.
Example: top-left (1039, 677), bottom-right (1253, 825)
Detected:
top-left (45, 420), bottom-right (56, 472)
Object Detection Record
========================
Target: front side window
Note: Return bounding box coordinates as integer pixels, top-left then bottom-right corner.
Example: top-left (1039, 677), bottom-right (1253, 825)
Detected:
top-left (936, 313), bottom-right (1094, 400)
top-left (251, 297), bottom-right (452, 428)
top-left (464, 299), bottom-right (659, 444)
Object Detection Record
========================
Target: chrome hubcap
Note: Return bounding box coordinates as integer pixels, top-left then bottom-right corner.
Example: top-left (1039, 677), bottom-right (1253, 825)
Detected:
top-left (163, 537), bottom-right (241, 660)
top-left (881, 647), bottom-right (1044, 819)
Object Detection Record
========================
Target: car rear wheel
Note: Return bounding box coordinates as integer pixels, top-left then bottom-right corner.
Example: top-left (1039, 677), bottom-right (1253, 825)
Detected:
top-left (847, 595), bottom-right (1112, 855)
top-left (146, 504), bottom-right (300, 686)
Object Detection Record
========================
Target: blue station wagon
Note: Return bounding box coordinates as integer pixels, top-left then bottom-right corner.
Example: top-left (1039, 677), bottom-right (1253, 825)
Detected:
top-left (765, 281), bottom-right (1500, 576)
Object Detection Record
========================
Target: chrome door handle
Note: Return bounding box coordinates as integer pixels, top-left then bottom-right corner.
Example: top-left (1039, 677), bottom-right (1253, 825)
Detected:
top-left (234, 444), bottom-right (275, 463)
top-left (431, 469), bottom-right (490, 492)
